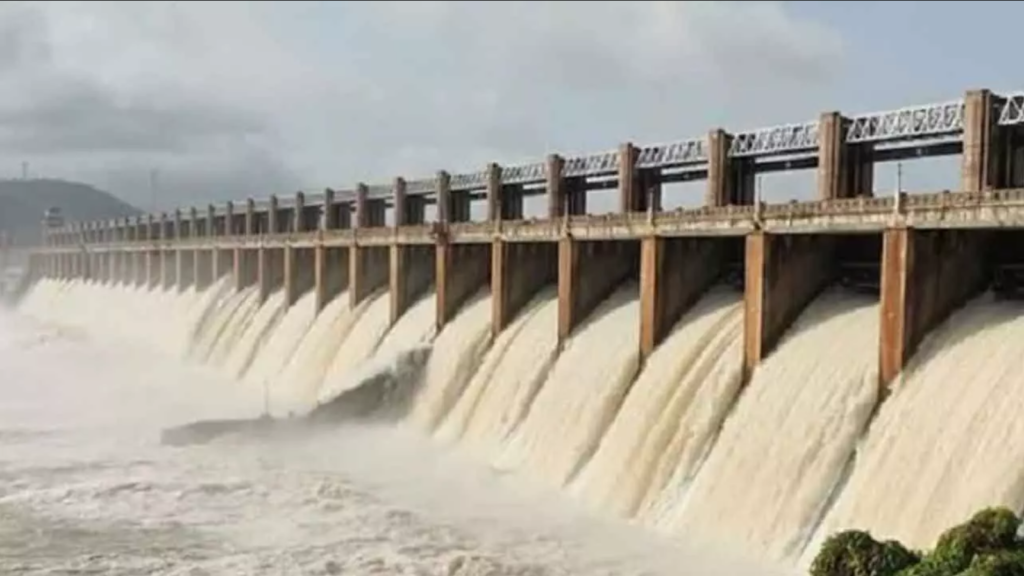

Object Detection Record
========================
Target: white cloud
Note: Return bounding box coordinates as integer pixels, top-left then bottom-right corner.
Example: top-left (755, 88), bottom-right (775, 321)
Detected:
top-left (0, 0), bottom-right (843, 211)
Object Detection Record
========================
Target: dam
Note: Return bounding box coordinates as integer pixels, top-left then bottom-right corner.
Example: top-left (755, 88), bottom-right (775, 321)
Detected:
top-left (13, 86), bottom-right (1024, 568)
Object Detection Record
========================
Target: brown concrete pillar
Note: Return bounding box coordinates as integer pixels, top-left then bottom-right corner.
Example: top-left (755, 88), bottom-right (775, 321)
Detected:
top-left (436, 237), bottom-right (491, 331)
top-left (437, 172), bottom-right (452, 224)
top-left (234, 248), bottom-right (257, 292)
top-left (961, 89), bottom-right (1018, 192)
top-left (491, 240), bottom-right (557, 336)
top-left (620, 142), bottom-right (662, 214)
top-left (206, 204), bottom-right (216, 239)
top-left (322, 188), bottom-right (337, 230)
top-left (393, 177), bottom-right (408, 227)
top-left (314, 245), bottom-right (349, 313)
top-left (195, 249), bottom-right (213, 292)
top-left (558, 238), bottom-right (637, 343)
top-left (639, 236), bottom-right (726, 361)
top-left (879, 227), bottom-right (990, 387)
top-left (284, 244), bottom-right (297, 306)
top-left (245, 198), bottom-right (256, 236)
top-left (349, 245), bottom-right (389, 308)
top-left (268, 195), bottom-right (279, 235)
top-left (547, 154), bottom-right (565, 219)
top-left (743, 232), bottom-right (835, 380)
top-left (390, 243), bottom-right (434, 325)
top-left (486, 163), bottom-right (502, 222)
top-left (706, 129), bottom-right (755, 207)
top-left (817, 112), bottom-right (874, 200)
top-left (293, 192), bottom-right (305, 233)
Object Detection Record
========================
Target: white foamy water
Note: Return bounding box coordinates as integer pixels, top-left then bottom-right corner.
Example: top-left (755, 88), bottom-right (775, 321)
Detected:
top-left (270, 292), bottom-right (360, 415)
top-left (221, 290), bottom-right (288, 380)
top-left (314, 291), bottom-right (436, 409)
top-left (663, 289), bottom-right (879, 564)
top-left (244, 290), bottom-right (319, 398)
top-left (193, 285), bottom-right (261, 367)
top-left (318, 290), bottom-right (391, 399)
top-left (407, 291), bottom-right (493, 432)
top-left (495, 284), bottom-right (641, 489)
top-left (2, 283), bottom-right (786, 576)
top-left (570, 288), bottom-right (744, 521)
top-left (808, 293), bottom-right (1024, 556)
top-left (435, 288), bottom-right (559, 459)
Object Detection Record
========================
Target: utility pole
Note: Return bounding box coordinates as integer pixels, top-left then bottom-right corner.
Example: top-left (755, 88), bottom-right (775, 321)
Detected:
top-left (21, 161), bottom-right (28, 180)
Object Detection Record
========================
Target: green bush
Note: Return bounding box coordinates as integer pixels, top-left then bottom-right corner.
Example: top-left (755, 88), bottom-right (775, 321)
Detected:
top-left (810, 530), bottom-right (920, 576)
top-left (811, 507), bottom-right (1024, 576)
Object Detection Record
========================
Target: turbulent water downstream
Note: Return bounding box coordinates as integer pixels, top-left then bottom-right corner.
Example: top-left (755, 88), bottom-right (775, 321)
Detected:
top-left (0, 281), bottom-right (778, 576)
top-left (7, 274), bottom-right (1024, 575)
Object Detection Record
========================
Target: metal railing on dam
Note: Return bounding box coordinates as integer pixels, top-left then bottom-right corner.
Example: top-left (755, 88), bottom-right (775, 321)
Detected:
top-left (21, 86), bottom-right (1024, 396)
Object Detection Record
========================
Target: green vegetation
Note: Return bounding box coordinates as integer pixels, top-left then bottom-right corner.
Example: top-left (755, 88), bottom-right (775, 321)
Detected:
top-left (810, 507), bottom-right (1024, 576)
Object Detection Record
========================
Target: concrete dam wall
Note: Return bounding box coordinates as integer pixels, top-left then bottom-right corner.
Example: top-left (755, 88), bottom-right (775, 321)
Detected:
top-left (16, 86), bottom-right (1024, 567)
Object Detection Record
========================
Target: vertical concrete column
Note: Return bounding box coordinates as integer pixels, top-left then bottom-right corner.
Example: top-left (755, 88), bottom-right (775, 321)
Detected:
top-left (283, 242), bottom-right (297, 306)
top-left (619, 143), bottom-right (640, 213)
top-left (436, 171), bottom-right (452, 224)
top-left (314, 242), bottom-right (328, 313)
top-left (208, 204), bottom-right (223, 285)
top-left (557, 239), bottom-right (636, 344)
top-left (294, 191), bottom-right (305, 233)
top-left (245, 198), bottom-right (256, 236)
top-left (878, 227), bottom-right (990, 387)
top-left (486, 163), bottom-right (502, 222)
top-left (639, 237), bottom-right (725, 361)
top-left (743, 232), bottom-right (835, 380)
top-left (548, 153), bottom-right (565, 218)
top-left (706, 129), bottom-right (755, 207)
top-left (173, 209), bottom-right (184, 291)
top-left (350, 183), bottom-right (368, 310)
top-left (158, 212), bottom-right (171, 289)
top-left (206, 204), bottom-right (217, 237)
top-left (817, 111), bottom-right (874, 200)
top-left (144, 214), bottom-right (157, 288)
top-left (322, 188), bottom-right (337, 230)
top-left (490, 241), bottom-right (556, 336)
top-left (268, 195), bottom-right (279, 235)
top-left (313, 190), bottom-right (333, 313)
top-left (961, 89), bottom-right (1001, 192)
top-left (389, 177), bottom-right (434, 324)
top-left (257, 245), bottom-right (272, 303)
top-left (393, 178), bottom-right (408, 227)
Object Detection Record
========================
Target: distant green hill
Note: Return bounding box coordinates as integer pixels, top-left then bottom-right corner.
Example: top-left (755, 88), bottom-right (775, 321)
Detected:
top-left (0, 179), bottom-right (141, 246)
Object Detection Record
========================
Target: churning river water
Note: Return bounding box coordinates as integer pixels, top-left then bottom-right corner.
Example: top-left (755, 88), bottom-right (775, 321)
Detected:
top-left (0, 307), bottom-right (785, 576)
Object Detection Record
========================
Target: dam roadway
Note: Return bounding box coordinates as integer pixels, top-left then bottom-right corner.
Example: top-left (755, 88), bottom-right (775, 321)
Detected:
top-left (26, 87), bottom-right (1024, 390)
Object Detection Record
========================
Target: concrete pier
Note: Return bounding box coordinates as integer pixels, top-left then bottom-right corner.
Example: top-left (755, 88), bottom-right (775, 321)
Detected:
top-left (26, 86), bottom-right (1024, 392)
top-left (879, 228), bottom-right (991, 386)
top-left (742, 233), bottom-right (838, 380)
top-left (436, 241), bottom-right (491, 332)
top-left (639, 237), bottom-right (732, 361)
top-left (557, 239), bottom-right (638, 343)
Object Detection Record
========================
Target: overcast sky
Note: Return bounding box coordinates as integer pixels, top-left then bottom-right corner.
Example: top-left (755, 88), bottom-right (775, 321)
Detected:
top-left (0, 1), bottom-right (1018, 216)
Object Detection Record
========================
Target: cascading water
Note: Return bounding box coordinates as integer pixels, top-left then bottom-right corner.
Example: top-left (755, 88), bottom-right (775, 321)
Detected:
top-left (243, 290), bottom-right (319, 394)
top-left (220, 290), bottom-right (287, 380)
top-left (193, 285), bottom-right (261, 367)
top-left (434, 287), bottom-right (559, 459)
top-left (569, 287), bottom-right (744, 521)
top-left (493, 284), bottom-right (641, 489)
top-left (807, 292), bottom-right (1024, 557)
top-left (317, 290), bottom-right (392, 401)
top-left (406, 290), bottom-right (493, 432)
top-left (660, 289), bottom-right (879, 564)
top-left (20, 258), bottom-right (1024, 574)
top-left (269, 291), bottom-right (360, 415)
